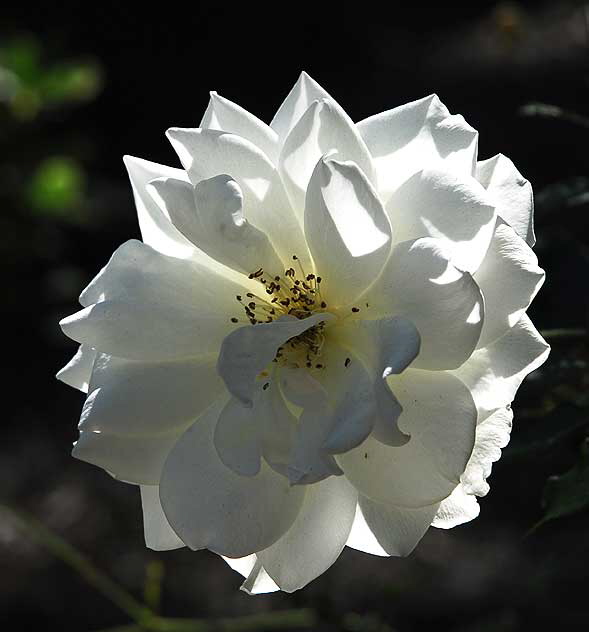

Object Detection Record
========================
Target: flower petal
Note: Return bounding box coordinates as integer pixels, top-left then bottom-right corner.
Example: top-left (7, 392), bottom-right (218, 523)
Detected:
top-left (474, 219), bottom-right (544, 348)
top-left (166, 127), bottom-right (311, 270)
top-left (270, 71), bottom-right (332, 142)
top-left (217, 313), bottom-right (333, 407)
top-left (335, 316), bottom-right (420, 446)
top-left (78, 353), bottom-right (223, 435)
top-left (56, 344), bottom-right (96, 393)
top-left (461, 407), bottom-right (513, 497)
top-left (338, 369), bottom-right (477, 508)
top-left (148, 175), bottom-right (285, 279)
top-left (304, 157), bottom-right (391, 307)
top-left (357, 94), bottom-right (478, 201)
top-left (476, 153), bottom-right (535, 247)
top-left (122, 155), bottom-right (194, 258)
top-left (159, 398), bottom-right (305, 558)
top-left (432, 485), bottom-right (480, 529)
top-left (279, 98), bottom-right (375, 218)
top-left (214, 396), bottom-right (262, 477)
top-left (73, 428), bottom-right (180, 484)
top-left (201, 91), bottom-right (279, 163)
top-left (452, 315), bottom-right (550, 418)
top-left (346, 495), bottom-right (438, 557)
top-left (64, 240), bottom-right (244, 361)
top-left (387, 168), bottom-right (495, 273)
top-left (361, 238), bottom-right (484, 370)
top-left (140, 485), bottom-right (184, 551)
top-left (257, 476), bottom-right (357, 592)
top-left (240, 558), bottom-right (280, 595)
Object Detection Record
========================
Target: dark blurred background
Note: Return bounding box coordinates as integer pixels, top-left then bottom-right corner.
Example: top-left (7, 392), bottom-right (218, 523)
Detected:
top-left (1, 1), bottom-right (589, 630)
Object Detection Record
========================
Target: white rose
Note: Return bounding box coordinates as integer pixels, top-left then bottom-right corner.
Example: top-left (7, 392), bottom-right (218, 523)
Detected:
top-left (58, 72), bottom-right (549, 594)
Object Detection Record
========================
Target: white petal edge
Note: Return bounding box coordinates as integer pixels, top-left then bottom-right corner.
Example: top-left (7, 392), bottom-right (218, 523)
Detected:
top-left (140, 485), bottom-right (184, 551)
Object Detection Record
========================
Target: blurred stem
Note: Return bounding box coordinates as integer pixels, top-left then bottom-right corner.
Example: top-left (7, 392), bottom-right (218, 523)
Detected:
top-left (1, 503), bottom-right (316, 631)
top-left (520, 103), bottom-right (589, 129)
top-left (541, 328), bottom-right (587, 339)
top-left (0, 503), bottom-right (151, 624)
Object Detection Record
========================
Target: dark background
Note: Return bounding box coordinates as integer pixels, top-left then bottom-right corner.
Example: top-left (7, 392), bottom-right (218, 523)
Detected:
top-left (1, 2), bottom-right (589, 630)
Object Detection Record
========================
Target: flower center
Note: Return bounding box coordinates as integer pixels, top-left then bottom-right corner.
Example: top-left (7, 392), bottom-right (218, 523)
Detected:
top-left (230, 255), bottom-right (330, 369)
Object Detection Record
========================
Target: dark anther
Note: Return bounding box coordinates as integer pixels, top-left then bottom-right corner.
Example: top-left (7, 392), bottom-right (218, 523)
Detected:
top-left (316, 276), bottom-right (322, 283)
top-left (236, 295), bottom-right (242, 301)
top-left (231, 317), bottom-right (239, 323)
top-left (344, 357), bottom-right (351, 367)
top-left (263, 382), bottom-right (270, 390)
top-left (248, 302), bottom-right (256, 309)
top-left (321, 301), bottom-right (327, 308)
top-left (352, 307), bottom-right (360, 313)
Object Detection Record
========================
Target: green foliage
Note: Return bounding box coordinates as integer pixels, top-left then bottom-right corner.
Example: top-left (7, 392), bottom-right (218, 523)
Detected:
top-left (532, 439), bottom-right (589, 532)
top-left (27, 156), bottom-right (87, 221)
top-left (0, 35), bottom-right (102, 120)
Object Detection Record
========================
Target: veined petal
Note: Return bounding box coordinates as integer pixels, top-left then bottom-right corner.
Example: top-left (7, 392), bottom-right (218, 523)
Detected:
top-left (476, 153), bottom-right (535, 247)
top-left (338, 369), bottom-right (477, 508)
top-left (257, 476), bottom-right (357, 592)
top-left (360, 238), bottom-right (484, 370)
top-left (201, 91), bottom-right (279, 163)
top-left (387, 168), bottom-right (495, 273)
top-left (346, 495), bottom-right (438, 557)
top-left (270, 71), bottom-right (332, 142)
top-left (279, 98), bottom-right (375, 218)
top-left (159, 398), bottom-right (305, 558)
top-left (56, 344), bottom-right (96, 393)
top-left (166, 127), bottom-right (311, 270)
top-left (148, 175), bottom-right (285, 279)
top-left (217, 313), bottom-right (333, 407)
top-left (474, 219), bottom-right (544, 348)
top-left (335, 316), bottom-right (420, 446)
top-left (461, 407), bottom-right (513, 497)
top-left (432, 485), bottom-right (480, 529)
top-left (357, 94), bottom-right (478, 201)
top-left (79, 353), bottom-right (223, 435)
top-left (73, 428), bottom-right (181, 485)
top-left (452, 315), bottom-right (550, 419)
top-left (123, 155), bottom-right (194, 258)
top-left (140, 485), bottom-right (184, 551)
top-left (304, 157), bottom-right (391, 307)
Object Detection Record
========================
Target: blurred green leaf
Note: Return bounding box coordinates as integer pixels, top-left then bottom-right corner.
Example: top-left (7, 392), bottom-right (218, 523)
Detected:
top-left (39, 62), bottom-right (102, 104)
top-left (28, 156), bottom-right (87, 221)
top-left (531, 438), bottom-right (589, 532)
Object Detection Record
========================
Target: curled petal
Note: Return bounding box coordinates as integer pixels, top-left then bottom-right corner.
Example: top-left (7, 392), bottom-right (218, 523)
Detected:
top-left (304, 157), bottom-right (392, 307)
top-left (476, 153), bottom-right (535, 247)
top-left (474, 219), bottom-right (544, 348)
top-left (357, 94), bottom-right (478, 201)
top-left (56, 344), bottom-right (96, 393)
top-left (432, 486), bottom-right (480, 529)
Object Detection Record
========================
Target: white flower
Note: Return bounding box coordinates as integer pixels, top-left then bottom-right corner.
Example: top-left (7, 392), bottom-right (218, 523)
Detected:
top-left (58, 72), bottom-right (549, 593)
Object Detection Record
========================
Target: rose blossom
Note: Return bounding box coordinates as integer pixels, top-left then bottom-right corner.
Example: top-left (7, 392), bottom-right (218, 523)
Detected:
top-left (58, 72), bottom-right (549, 593)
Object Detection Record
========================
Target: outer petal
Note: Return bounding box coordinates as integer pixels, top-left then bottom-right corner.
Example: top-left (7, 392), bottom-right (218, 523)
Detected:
top-left (360, 238), bottom-right (484, 370)
top-left (63, 240), bottom-right (244, 362)
top-left (387, 168), bottom-right (495, 273)
top-left (346, 495), bottom-right (438, 557)
top-left (357, 94), bottom-right (478, 201)
top-left (452, 315), bottom-right (550, 419)
top-left (474, 219), bottom-right (544, 348)
top-left (239, 558), bottom-right (280, 595)
top-left (217, 313), bottom-right (333, 406)
top-left (123, 155), bottom-right (194, 258)
top-left (166, 127), bottom-right (311, 270)
top-left (279, 98), bottom-right (375, 218)
top-left (56, 344), bottom-right (96, 393)
top-left (140, 485), bottom-right (184, 551)
top-left (73, 428), bottom-right (180, 485)
top-left (476, 153), bottom-right (535, 247)
top-left (304, 157), bottom-right (391, 307)
top-left (200, 91), bottom-right (279, 163)
top-left (338, 369), bottom-right (477, 508)
top-left (78, 353), bottom-right (223, 435)
top-left (270, 71), bottom-right (332, 142)
top-left (432, 486), bottom-right (480, 529)
top-left (257, 476), bottom-right (357, 592)
top-left (159, 398), bottom-right (306, 558)
top-left (148, 175), bottom-right (285, 279)
top-left (461, 407), bottom-right (513, 497)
